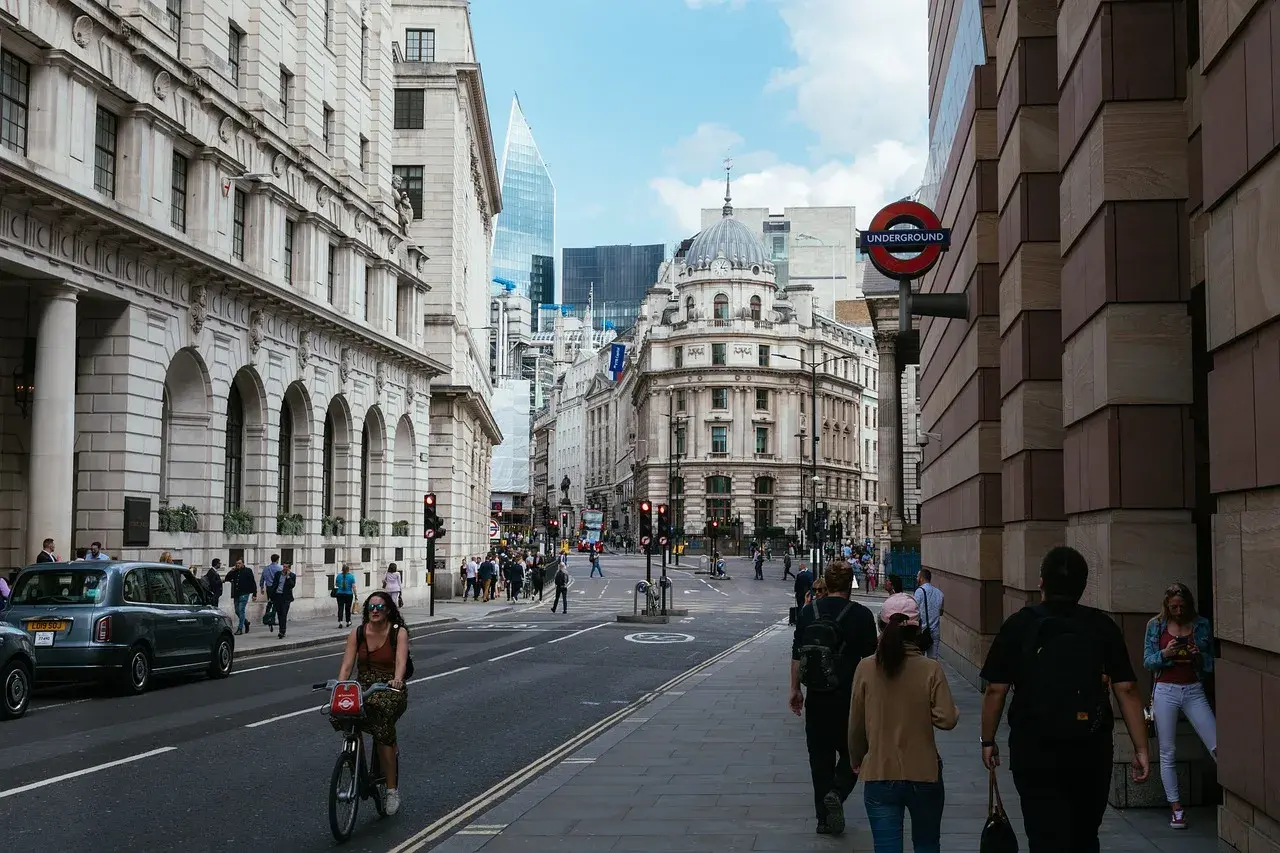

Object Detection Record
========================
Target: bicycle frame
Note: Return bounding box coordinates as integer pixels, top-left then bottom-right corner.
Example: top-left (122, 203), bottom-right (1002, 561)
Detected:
top-left (316, 680), bottom-right (397, 841)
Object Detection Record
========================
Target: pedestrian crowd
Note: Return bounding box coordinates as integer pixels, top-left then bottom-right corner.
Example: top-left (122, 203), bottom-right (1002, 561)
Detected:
top-left (790, 545), bottom-right (1218, 852)
top-left (457, 547), bottom-right (579, 613)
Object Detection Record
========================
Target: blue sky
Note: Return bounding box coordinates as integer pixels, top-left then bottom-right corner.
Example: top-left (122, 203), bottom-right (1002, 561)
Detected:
top-left (470, 0), bottom-right (928, 254)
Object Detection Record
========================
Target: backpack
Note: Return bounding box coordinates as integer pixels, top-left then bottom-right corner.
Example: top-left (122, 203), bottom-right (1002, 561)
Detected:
top-left (1018, 605), bottom-right (1108, 742)
top-left (797, 601), bottom-right (857, 692)
top-left (357, 623), bottom-right (415, 680)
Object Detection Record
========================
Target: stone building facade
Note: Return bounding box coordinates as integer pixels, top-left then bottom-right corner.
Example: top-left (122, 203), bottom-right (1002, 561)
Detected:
top-left (922, 0), bottom-right (1280, 836)
top-left (0, 0), bottom-right (496, 605)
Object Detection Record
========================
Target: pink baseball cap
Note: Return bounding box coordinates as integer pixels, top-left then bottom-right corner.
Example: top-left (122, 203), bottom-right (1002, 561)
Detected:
top-left (881, 592), bottom-right (920, 626)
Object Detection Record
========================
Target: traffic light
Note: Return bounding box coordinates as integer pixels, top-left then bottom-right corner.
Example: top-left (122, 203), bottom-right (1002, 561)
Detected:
top-left (423, 493), bottom-right (445, 539)
top-left (638, 500), bottom-right (653, 539)
top-left (656, 503), bottom-right (670, 538)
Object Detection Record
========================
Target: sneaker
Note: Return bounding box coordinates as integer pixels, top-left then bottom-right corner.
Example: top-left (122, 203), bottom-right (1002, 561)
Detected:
top-left (815, 820), bottom-right (834, 835)
top-left (384, 788), bottom-right (400, 816)
top-left (1170, 808), bottom-right (1187, 830)
top-left (235, 629), bottom-right (243, 636)
top-left (822, 791), bottom-right (845, 835)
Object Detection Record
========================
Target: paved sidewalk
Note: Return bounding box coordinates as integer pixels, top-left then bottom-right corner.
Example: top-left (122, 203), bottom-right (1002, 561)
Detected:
top-left (231, 597), bottom-right (526, 658)
top-left (430, 622), bottom-right (1216, 852)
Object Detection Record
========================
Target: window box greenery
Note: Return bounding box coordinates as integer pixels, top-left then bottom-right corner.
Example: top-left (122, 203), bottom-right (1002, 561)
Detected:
top-left (322, 515), bottom-right (345, 537)
top-left (158, 504), bottom-right (199, 533)
top-left (391, 520), bottom-right (410, 537)
top-left (359, 518), bottom-right (380, 538)
top-left (223, 507), bottom-right (254, 536)
top-left (277, 512), bottom-right (305, 536)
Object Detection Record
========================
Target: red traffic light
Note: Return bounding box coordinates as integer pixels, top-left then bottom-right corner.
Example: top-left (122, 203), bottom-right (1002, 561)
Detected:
top-left (657, 504), bottom-right (668, 516)
top-left (550, 519), bottom-right (559, 527)
top-left (712, 520), bottom-right (719, 528)
top-left (639, 500), bottom-right (652, 513)
top-left (425, 493), bottom-right (436, 508)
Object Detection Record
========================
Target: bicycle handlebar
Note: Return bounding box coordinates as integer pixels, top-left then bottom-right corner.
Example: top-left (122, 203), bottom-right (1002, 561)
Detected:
top-left (312, 679), bottom-right (401, 695)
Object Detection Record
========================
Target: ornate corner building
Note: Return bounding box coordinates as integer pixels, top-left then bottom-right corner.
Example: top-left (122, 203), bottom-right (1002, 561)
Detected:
top-left (0, 0), bottom-right (498, 601)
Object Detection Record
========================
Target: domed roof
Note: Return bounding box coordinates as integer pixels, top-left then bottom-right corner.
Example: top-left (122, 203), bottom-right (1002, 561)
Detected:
top-left (685, 215), bottom-right (772, 270)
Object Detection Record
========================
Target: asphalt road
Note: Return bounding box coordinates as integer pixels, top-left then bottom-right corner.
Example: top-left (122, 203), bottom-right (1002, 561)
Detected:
top-left (0, 553), bottom-right (795, 852)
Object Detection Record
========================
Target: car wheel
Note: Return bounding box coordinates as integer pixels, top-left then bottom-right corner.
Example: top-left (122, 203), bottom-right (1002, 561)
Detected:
top-left (0, 659), bottom-right (31, 720)
top-left (119, 644), bottom-right (151, 695)
top-left (208, 635), bottom-right (233, 679)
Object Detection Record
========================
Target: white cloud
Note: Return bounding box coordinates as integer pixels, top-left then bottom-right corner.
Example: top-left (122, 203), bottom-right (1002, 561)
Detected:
top-left (654, 0), bottom-right (929, 231)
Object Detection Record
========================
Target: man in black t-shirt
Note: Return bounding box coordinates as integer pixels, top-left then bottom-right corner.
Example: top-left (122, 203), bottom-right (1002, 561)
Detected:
top-left (788, 561), bottom-right (878, 836)
top-left (979, 546), bottom-right (1150, 853)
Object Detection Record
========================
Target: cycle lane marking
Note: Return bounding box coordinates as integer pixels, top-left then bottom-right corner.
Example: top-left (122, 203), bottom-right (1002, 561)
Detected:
top-left (0, 747), bottom-right (177, 800)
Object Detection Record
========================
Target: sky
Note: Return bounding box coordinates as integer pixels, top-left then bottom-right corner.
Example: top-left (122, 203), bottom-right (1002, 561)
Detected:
top-left (469, 0), bottom-right (929, 254)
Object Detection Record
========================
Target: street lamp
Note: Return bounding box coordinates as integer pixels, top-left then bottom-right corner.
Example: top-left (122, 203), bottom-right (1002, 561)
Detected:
top-left (774, 348), bottom-right (857, 577)
top-left (795, 233), bottom-right (840, 300)
top-left (664, 386), bottom-right (689, 566)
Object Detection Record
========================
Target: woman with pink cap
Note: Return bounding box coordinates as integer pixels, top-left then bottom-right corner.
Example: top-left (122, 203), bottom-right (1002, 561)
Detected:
top-left (848, 592), bottom-right (959, 853)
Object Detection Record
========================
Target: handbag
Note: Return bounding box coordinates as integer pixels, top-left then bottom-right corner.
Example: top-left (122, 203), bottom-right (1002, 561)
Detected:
top-left (918, 589), bottom-right (935, 653)
top-left (980, 767), bottom-right (1019, 853)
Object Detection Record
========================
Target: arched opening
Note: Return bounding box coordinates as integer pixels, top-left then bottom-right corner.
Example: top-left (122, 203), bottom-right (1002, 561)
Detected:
top-left (753, 476), bottom-right (775, 534)
top-left (360, 406), bottom-right (387, 530)
top-left (159, 348), bottom-right (212, 523)
top-left (278, 381), bottom-right (314, 527)
top-left (323, 412), bottom-right (335, 517)
top-left (223, 366), bottom-right (268, 532)
top-left (322, 395), bottom-right (353, 527)
top-left (393, 415), bottom-right (417, 529)
top-left (706, 475), bottom-right (731, 523)
top-left (278, 397), bottom-right (293, 513)
top-left (685, 295), bottom-right (695, 319)
top-left (749, 295), bottom-right (762, 322)
top-left (224, 384), bottom-right (245, 511)
top-left (713, 293), bottom-right (729, 321)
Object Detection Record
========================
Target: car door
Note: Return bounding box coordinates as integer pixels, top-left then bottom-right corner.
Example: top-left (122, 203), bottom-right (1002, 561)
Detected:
top-left (143, 568), bottom-right (185, 670)
top-left (175, 571), bottom-right (214, 667)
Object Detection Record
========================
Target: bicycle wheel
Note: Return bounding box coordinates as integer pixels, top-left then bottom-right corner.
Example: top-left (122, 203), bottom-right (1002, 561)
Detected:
top-left (328, 748), bottom-right (360, 842)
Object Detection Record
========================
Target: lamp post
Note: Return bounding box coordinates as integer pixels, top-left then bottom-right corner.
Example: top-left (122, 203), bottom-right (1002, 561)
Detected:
top-left (773, 349), bottom-right (856, 577)
top-left (795, 232), bottom-right (841, 303)
top-left (663, 386), bottom-right (688, 566)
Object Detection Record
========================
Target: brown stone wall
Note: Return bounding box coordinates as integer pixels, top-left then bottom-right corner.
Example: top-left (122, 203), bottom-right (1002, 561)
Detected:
top-left (1201, 0), bottom-right (1280, 847)
top-left (996, 0), bottom-right (1062, 619)
top-left (919, 0), bottom-right (1004, 683)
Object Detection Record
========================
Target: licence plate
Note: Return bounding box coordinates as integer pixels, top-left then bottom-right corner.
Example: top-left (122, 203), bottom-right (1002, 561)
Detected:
top-left (26, 620), bottom-right (68, 632)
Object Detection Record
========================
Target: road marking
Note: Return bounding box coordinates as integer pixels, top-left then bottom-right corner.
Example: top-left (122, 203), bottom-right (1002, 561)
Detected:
top-left (235, 650), bottom-right (345, 674)
top-left (457, 824), bottom-right (506, 836)
top-left (387, 622), bottom-right (782, 853)
top-left (624, 632), bottom-right (695, 644)
top-left (597, 582), bottom-right (609, 599)
top-left (699, 578), bottom-right (730, 597)
top-left (546, 621), bottom-right (610, 644)
top-left (408, 666), bottom-right (469, 686)
top-left (562, 757), bottom-right (595, 764)
top-left (488, 646), bottom-right (534, 663)
top-left (0, 747), bottom-right (177, 800)
top-left (29, 697), bottom-right (94, 713)
top-left (245, 703), bottom-right (327, 728)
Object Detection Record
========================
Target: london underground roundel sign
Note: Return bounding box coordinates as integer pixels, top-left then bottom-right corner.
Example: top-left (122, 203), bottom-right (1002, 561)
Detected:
top-left (858, 200), bottom-right (951, 280)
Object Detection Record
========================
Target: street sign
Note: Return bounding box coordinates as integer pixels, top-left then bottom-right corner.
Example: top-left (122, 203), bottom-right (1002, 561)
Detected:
top-left (858, 199), bottom-right (950, 280)
top-left (488, 519), bottom-right (500, 539)
top-left (659, 536), bottom-right (668, 546)
top-left (640, 535), bottom-right (651, 546)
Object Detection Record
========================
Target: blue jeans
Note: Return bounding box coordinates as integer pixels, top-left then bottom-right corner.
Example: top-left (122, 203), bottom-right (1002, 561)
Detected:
top-left (235, 594), bottom-right (250, 631)
top-left (863, 779), bottom-right (945, 853)
top-left (590, 562), bottom-right (603, 577)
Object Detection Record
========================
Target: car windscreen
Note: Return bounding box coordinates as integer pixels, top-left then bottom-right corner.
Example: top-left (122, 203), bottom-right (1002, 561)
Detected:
top-left (11, 569), bottom-right (108, 605)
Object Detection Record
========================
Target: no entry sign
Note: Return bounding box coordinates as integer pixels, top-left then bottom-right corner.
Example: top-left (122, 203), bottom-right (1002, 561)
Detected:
top-left (858, 200), bottom-right (951, 279)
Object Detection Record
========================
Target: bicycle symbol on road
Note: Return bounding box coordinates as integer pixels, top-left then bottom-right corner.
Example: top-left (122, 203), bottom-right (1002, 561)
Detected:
top-left (623, 632), bottom-right (695, 644)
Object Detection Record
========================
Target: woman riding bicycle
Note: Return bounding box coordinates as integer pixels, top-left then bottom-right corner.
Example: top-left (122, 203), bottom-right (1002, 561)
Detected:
top-left (336, 590), bottom-right (409, 815)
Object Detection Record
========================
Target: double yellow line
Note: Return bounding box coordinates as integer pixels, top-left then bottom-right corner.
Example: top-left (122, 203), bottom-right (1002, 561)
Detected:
top-left (387, 621), bottom-right (784, 853)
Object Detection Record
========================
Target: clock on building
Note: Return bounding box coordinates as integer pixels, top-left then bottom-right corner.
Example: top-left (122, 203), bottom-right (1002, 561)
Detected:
top-left (710, 258), bottom-right (731, 276)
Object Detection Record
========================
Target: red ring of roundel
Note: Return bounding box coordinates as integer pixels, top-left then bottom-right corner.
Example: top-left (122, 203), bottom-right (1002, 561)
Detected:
top-left (866, 200), bottom-right (944, 279)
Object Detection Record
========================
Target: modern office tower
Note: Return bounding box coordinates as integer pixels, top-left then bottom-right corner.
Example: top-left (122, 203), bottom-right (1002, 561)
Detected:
top-left (491, 95), bottom-right (555, 301)
top-left (561, 244), bottom-right (666, 332)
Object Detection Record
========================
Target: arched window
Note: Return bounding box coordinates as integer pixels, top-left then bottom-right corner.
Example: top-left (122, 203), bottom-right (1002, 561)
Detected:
top-left (159, 389), bottom-right (171, 503)
top-left (685, 296), bottom-right (695, 319)
top-left (360, 425), bottom-right (371, 519)
top-left (322, 410), bottom-right (335, 517)
top-left (707, 475), bottom-right (731, 494)
top-left (749, 295), bottom-right (762, 322)
top-left (278, 398), bottom-right (293, 513)
top-left (713, 294), bottom-right (729, 321)
top-left (706, 475), bottom-right (732, 522)
top-left (224, 383), bottom-right (244, 511)
top-left (754, 476), bottom-right (774, 495)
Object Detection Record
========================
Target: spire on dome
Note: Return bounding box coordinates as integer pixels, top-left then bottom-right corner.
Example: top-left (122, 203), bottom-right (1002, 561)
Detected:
top-left (722, 157), bottom-right (733, 218)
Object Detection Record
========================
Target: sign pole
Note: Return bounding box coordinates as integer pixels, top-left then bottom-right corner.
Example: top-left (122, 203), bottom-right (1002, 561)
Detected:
top-left (427, 536), bottom-right (435, 617)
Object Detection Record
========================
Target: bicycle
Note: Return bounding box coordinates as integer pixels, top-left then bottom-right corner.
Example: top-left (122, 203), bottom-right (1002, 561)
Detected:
top-left (314, 679), bottom-right (399, 842)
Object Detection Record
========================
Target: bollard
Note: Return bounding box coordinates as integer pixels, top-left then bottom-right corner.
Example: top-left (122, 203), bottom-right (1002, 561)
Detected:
top-left (634, 581), bottom-right (649, 616)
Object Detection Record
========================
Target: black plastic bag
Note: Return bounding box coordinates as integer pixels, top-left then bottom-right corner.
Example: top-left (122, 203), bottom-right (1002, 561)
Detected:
top-left (981, 768), bottom-right (1019, 853)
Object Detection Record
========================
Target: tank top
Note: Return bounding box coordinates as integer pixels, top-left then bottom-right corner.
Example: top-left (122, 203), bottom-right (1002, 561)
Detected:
top-left (1156, 627), bottom-right (1198, 684)
top-left (360, 630), bottom-right (396, 669)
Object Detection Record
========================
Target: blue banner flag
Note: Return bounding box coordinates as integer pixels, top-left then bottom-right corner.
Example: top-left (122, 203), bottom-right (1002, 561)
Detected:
top-left (609, 343), bottom-right (626, 375)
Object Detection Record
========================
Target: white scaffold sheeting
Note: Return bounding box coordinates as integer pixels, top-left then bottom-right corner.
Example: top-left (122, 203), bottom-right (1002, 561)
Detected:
top-left (490, 379), bottom-right (531, 493)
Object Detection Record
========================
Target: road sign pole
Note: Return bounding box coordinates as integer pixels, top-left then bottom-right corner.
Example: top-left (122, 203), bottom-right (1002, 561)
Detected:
top-left (427, 536), bottom-right (435, 617)
top-left (645, 539), bottom-right (652, 585)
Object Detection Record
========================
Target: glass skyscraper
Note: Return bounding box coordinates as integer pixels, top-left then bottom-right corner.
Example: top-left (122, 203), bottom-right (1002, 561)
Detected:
top-left (491, 96), bottom-right (555, 301)
top-left (562, 244), bottom-right (665, 332)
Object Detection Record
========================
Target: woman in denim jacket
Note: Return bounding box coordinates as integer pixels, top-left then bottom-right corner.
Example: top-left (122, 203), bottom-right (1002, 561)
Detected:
top-left (1143, 582), bottom-right (1215, 832)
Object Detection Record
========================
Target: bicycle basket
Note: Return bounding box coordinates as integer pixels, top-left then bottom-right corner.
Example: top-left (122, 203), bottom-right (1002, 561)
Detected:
top-left (329, 681), bottom-right (364, 717)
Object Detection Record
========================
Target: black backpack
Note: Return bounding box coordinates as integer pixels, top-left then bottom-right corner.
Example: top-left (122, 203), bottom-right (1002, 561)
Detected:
top-left (357, 623), bottom-right (415, 680)
top-left (797, 601), bottom-right (856, 692)
top-left (1018, 605), bottom-right (1108, 741)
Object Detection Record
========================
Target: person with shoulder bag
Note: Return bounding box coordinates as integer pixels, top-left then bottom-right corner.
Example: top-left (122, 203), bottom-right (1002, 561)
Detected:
top-left (333, 563), bottom-right (358, 628)
top-left (1143, 582), bottom-right (1216, 831)
top-left (849, 593), bottom-right (959, 852)
top-left (788, 561), bottom-right (878, 837)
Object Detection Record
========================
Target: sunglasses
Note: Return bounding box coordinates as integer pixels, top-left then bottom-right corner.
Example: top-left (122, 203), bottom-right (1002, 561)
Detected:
top-left (369, 603), bottom-right (387, 612)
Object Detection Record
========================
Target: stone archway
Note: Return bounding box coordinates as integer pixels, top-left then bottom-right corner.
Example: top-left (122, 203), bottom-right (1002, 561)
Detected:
top-left (392, 414), bottom-right (417, 531)
top-left (321, 394), bottom-right (354, 528)
top-left (359, 405), bottom-right (387, 531)
top-left (160, 347), bottom-right (213, 527)
top-left (278, 381), bottom-right (314, 524)
top-left (223, 365), bottom-right (268, 534)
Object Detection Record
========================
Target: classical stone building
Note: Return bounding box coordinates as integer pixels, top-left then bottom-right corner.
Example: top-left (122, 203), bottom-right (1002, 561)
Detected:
top-left (0, 0), bottom-right (496, 606)
top-left (627, 191), bottom-right (873, 553)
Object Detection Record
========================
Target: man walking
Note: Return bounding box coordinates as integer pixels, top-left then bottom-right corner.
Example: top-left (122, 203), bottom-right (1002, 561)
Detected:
top-left (980, 546), bottom-right (1150, 853)
top-left (788, 561), bottom-right (878, 835)
top-left (793, 562), bottom-right (814, 610)
top-left (782, 551), bottom-right (795, 580)
top-left (260, 554), bottom-right (282, 631)
top-left (227, 559), bottom-right (257, 635)
top-left (589, 550), bottom-right (603, 578)
top-left (551, 561), bottom-right (569, 614)
top-left (204, 558), bottom-right (224, 604)
top-left (754, 550), bottom-right (764, 580)
top-left (464, 556), bottom-right (479, 601)
top-left (913, 569), bottom-right (944, 660)
top-left (269, 563), bottom-right (296, 639)
top-left (532, 558), bottom-right (547, 602)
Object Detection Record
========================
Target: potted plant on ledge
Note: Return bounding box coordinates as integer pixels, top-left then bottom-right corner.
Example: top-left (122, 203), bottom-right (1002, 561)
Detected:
top-left (359, 518), bottom-right (380, 538)
top-left (277, 512), bottom-right (305, 536)
top-left (322, 515), bottom-right (346, 537)
top-left (223, 507), bottom-right (254, 537)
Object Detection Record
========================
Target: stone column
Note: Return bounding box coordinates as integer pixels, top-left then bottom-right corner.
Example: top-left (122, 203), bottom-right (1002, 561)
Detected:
top-left (27, 285), bottom-right (80, 561)
top-left (874, 329), bottom-right (902, 534)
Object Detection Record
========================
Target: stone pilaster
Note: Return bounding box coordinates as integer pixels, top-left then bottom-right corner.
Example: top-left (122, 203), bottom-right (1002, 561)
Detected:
top-left (27, 284), bottom-right (79, 560)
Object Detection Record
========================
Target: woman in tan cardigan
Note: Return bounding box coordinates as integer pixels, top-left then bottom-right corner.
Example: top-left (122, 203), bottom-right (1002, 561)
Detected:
top-left (849, 592), bottom-right (959, 853)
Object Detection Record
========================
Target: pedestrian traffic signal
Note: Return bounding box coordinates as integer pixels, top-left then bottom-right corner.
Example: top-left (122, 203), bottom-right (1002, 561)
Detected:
top-left (638, 500), bottom-right (653, 539)
top-left (656, 503), bottom-right (670, 538)
top-left (423, 493), bottom-right (446, 539)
